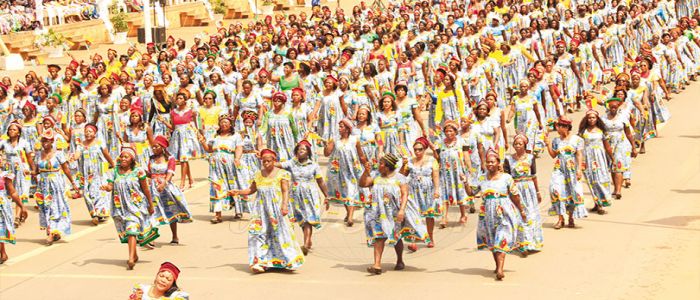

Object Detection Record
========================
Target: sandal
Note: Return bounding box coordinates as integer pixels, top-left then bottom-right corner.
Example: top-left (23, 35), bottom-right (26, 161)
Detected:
top-left (553, 219), bottom-right (564, 230)
top-left (394, 262), bottom-right (405, 271)
top-left (233, 213), bottom-right (243, 219)
top-left (496, 271), bottom-right (505, 280)
top-left (127, 260), bottom-right (135, 270)
top-left (170, 240), bottom-right (179, 245)
top-left (366, 266), bottom-right (382, 275)
top-left (567, 218), bottom-right (575, 228)
top-left (91, 217), bottom-right (99, 226)
top-left (250, 265), bottom-right (266, 274)
top-left (469, 205), bottom-right (476, 214)
top-left (210, 218), bottom-right (223, 224)
top-left (614, 193), bottom-right (622, 200)
top-left (597, 208), bottom-right (608, 215)
top-left (14, 217), bottom-right (20, 228)
top-left (439, 220), bottom-right (448, 229)
top-left (407, 243), bottom-right (418, 252)
top-left (427, 241), bottom-right (435, 248)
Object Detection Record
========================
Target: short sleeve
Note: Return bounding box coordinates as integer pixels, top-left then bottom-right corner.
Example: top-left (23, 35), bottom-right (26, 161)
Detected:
top-left (431, 158), bottom-right (439, 171)
top-left (171, 291), bottom-right (190, 300)
top-left (55, 151), bottom-right (67, 164)
top-left (279, 160), bottom-right (293, 170)
top-left (136, 168), bottom-right (147, 180)
top-left (167, 157), bottom-right (177, 173)
top-left (279, 170), bottom-right (291, 182)
top-left (313, 163), bottom-right (323, 179)
top-left (506, 175), bottom-right (520, 197)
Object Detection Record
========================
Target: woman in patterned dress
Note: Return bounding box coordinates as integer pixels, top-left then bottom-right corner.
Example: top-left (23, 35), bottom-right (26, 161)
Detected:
top-left (164, 92), bottom-right (201, 190)
top-left (436, 121), bottom-right (470, 228)
top-left (355, 106), bottom-right (380, 207)
top-left (544, 116), bottom-right (588, 229)
top-left (578, 110), bottom-right (614, 215)
top-left (466, 149), bottom-right (526, 281)
top-left (34, 130), bottom-right (81, 245)
top-left (232, 149), bottom-right (305, 274)
top-left (232, 80), bottom-right (262, 132)
top-left (601, 97), bottom-right (637, 200)
top-left (376, 92), bottom-right (403, 158)
top-left (503, 134), bottom-right (544, 255)
top-left (260, 92), bottom-right (298, 162)
top-left (324, 118), bottom-right (363, 227)
top-left (93, 84), bottom-right (120, 159)
top-left (73, 124), bottom-right (115, 225)
top-left (0, 154), bottom-right (27, 264)
top-left (198, 115), bottom-right (249, 223)
top-left (101, 146), bottom-right (158, 270)
top-left (277, 140), bottom-right (329, 255)
top-left (361, 153), bottom-right (429, 275)
top-left (123, 100), bottom-right (154, 168)
top-left (507, 80), bottom-right (544, 153)
top-left (148, 136), bottom-right (192, 245)
top-left (198, 91), bottom-right (224, 143)
top-left (400, 137), bottom-right (440, 249)
top-left (0, 121), bottom-right (34, 227)
top-left (312, 76), bottom-right (348, 142)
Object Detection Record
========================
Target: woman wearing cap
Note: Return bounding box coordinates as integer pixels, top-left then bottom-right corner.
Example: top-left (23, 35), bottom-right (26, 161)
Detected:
top-left (400, 137), bottom-right (440, 248)
top-left (503, 134), bottom-right (544, 255)
top-left (312, 75), bottom-right (349, 142)
top-left (39, 115), bottom-right (70, 153)
top-left (102, 146), bottom-right (158, 270)
top-left (10, 82), bottom-right (31, 121)
top-left (506, 79), bottom-right (544, 154)
top-left (436, 119), bottom-right (471, 227)
top-left (34, 130), bottom-right (80, 245)
top-left (544, 116), bottom-right (588, 229)
top-left (123, 100), bottom-right (155, 168)
top-left (578, 110), bottom-right (614, 215)
top-left (232, 149), bottom-right (305, 274)
top-left (324, 118), bottom-right (364, 226)
top-left (130, 262), bottom-right (189, 299)
top-left (0, 152), bottom-right (27, 264)
top-left (276, 140), bottom-right (329, 255)
top-left (199, 115), bottom-right (250, 223)
top-left (376, 92), bottom-right (404, 158)
top-left (361, 153), bottom-right (429, 275)
top-left (466, 148), bottom-right (526, 280)
top-left (149, 135), bottom-right (192, 244)
top-left (67, 109), bottom-right (88, 173)
top-left (93, 83), bottom-right (120, 159)
top-left (164, 92), bottom-right (201, 190)
top-left (601, 97), bottom-right (637, 199)
top-left (260, 92), bottom-right (298, 162)
top-left (73, 123), bottom-right (115, 225)
top-left (0, 122), bottom-right (34, 227)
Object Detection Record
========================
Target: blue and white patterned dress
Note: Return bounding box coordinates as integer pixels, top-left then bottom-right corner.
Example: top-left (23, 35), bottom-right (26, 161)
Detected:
top-left (437, 137), bottom-right (469, 206)
top-left (35, 151), bottom-right (72, 237)
top-left (280, 159), bottom-right (324, 228)
top-left (0, 139), bottom-right (33, 204)
top-left (75, 140), bottom-right (111, 218)
top-left (548, 135), bottom-right (588, 219)
top-left (261, 109), bottom-right (298, 162)
top-left (108, 167), bottom-right (160, 246)
top-left (148, 156), bottom-right (192, 225)
top-left (326, 135), bottom-right (363, 207)
top-left (207, 134), bottom-right (248, 214)
top-left (504, 154), bottom-right (543, 252)
top-left (406, 157), bottom-right (442, 218)
top-left (0, 172), bottom-right (16, 244)
top-left (364, 173), bottom-right (429, 247)
top-left (475, 173), bottom-right (521, 254)
top-left (247, 170), bottom-right (305, 270)
top-left (580, 128), bottom-right (613, 207)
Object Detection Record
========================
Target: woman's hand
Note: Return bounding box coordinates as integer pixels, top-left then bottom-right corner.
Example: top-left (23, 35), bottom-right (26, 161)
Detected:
top-left (519, 209), bottom-right (527, 222)
top-left (576, 170), bottom-right (583, 180)
top-left (631, 148), bottom-right (638, 158)
top-left (396, 210), bottom-right (405, 223)
top-left (147, 205), bottom-right (155, 215)
top-left (324, 198), bottom-right (329, 210)
top-left (281, 205), bottom-right (289, 216)
top-left (234, 159), bottom-right (241, 167)
top-left (156, 181), bottom-right (166, 193)
top-left (433, 191), bottom-right (440, 200)
top-left (536, 192), bottom-right (542, 204)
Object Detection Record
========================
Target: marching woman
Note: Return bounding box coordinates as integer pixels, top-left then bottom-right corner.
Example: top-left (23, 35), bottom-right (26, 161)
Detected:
top-left (324, 119), bottom-right (364, 227)
top-left (601, 97), bottom-right (637, 200)
top-left (259, 92), bottom-right (298, 162)
top-left (148, 136), bottom-right (193, 245)
top-left (503, 134), bottom-right (544, 255)
top-left (164, 92), bottom-right (201, 190)
top-left (466, 149), bottom-right (526, 281)
top-left (277, 140), bottom-right (329, 255)
top-left (361, 153), bottom-right (429, 275)
top-left (400, 137), bottom-right (441, 248)
top-left (436, 120), bottom-right (471, 228)
top-left (544, 116), bottom-right (588, 229)
top-left (34, 130), bottom-right (81, 245)
top-left (73, 123), bottom-right (115, 225)
top-left (149, 85), bottom-right (172, 138)
top-left (627, 71), bottom-right (654, 154)
top-left (236, 111), bottom-right (262, 192)
top-left (376, 92), bottom-right (404, 158)
top-left (355, 105), bottom-right (380, 206)
top-left (231, 149), bottom-right (305, 274)
top-left (0, 153), bottom-right (28, 263)
top-left (312, 75), bottom-right (348, 142)
top-left (198, 91), bottom-right (225, 143)
top-left (198, 115), bottom-right (249, 223)
top-left (0, 121), bottom-right (34, 227)
top-left (101, 146), bottom-right (159, 270)
top-left (93, 84), bottom-right (120, 159)
top-left (395, 82), bottom-right (428, 152)
top-left (507, 80), bottom-right (544, 154)
top-left (578, 110), bottom-right (614, 214)
top-left (123, 100), bottom-right (154, 168)
top-left (554, 40), bottom-right (583, 113)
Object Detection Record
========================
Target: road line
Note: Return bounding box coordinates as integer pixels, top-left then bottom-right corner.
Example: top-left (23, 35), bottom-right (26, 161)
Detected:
top-left (3, 179), bottom-right (210, 267)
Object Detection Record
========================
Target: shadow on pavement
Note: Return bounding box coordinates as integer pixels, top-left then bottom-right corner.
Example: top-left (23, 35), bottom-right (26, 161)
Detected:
top-left (428, 267), bottom-right (511, 278)
top-left (74, 258), bottom-right (151, 268)
top-left (671, 189), bottom-right (700, 194)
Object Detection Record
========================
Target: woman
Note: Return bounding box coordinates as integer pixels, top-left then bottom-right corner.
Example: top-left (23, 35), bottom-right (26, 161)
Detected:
top-left (433, 74), bottom-right (467, 131)
top-left (507, 80), bottom-right (543, 153)
top-left (400, 137), bottom-right (440, 248)
top-left (198, 115), bottom-right (248, 223)
top-left (436, 121), bottom-right (470, 228)
top-left (376, 92), bottom-right (404, 157)
top-left (35, 130), bottom-right (80, 245)
top-left (578, 110), bottom-right (614, 214)
top-left (0, 153), bottom-right (27, 264)
top-left (503, 134), bottom-right (544, 255)
top-left (277, 140), bottom-right (329, 255)
top-left (324, 119), bottom-right (364, 226)
top-left (232, 80), bottom-right (262, 131)
top-left (232, 149), bottom-right (305, 274)
top-left (466, 149), bottom-right (526, 281)
top-left (545, 116), bottom-right (587, 229)
top-left (149, 136), bottom-right (192, 244)
top-left (165, 92), bottom-right (201, 190)
top-left (395, 82), bottom-right (428, 153)
top-left (101, 146), bottom-right (158, 270)
top-left (601, 97), bottom-right (637, 199)
top-left (93, 84), bottom-right (120, 159)
top-left (123, 101), bottom-right (154, 168)
top-left (554, 40), bottom-right (583, 113)
top-left (0, 121), bottom-right (34, 226)
top-left (312, 76), bottom-right (348, 142)
top-left (149, 85), bottom-right (172, 137)
top-left (74, 123), bottom-right (115, 225)
top-left (130, 262), bottom-right (189, 299)
top-left (260, 92), bottom-right (298, 162)
top-left (360, 153), bottom-right (429, 275)
top-left (355, 105), bottom-right (380, 205)
top-left (198, 91), bottom-right (224, 143)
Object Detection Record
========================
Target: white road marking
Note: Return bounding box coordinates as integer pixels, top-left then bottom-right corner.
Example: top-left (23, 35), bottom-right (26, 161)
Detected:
top-left (2, 179), bottom-right (210, 267)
